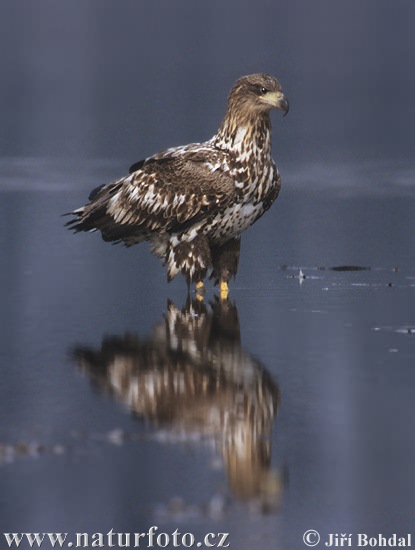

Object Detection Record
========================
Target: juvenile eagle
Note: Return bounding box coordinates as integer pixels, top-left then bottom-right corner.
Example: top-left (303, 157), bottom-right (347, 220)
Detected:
top-left (66, 73), bottom-right (289, 294)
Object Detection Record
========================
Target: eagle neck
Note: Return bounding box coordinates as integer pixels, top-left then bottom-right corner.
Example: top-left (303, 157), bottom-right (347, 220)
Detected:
top-left (213, 111), bottom-right (272, 159)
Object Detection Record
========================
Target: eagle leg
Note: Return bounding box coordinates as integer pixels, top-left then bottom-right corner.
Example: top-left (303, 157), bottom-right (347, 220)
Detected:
top-left (167, 235), bottom-right (212, 287)
top-left (210, 237), bottom-right (241, 288)
top-left (219, 281), bottom-right (229, 301)
top-left (195, 280), bottom-right (206, 301)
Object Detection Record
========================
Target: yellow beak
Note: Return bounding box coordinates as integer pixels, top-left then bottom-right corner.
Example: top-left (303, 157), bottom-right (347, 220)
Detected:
top-left (262, 91), bottom-right (289, 116)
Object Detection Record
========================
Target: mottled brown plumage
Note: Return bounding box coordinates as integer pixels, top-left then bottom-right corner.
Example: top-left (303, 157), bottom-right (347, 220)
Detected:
top-left (66, 73), bottom-right (289, 290)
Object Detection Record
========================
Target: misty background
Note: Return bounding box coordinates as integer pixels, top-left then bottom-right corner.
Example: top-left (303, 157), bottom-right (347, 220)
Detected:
top-left (1, 0), bottom-right (414, 167)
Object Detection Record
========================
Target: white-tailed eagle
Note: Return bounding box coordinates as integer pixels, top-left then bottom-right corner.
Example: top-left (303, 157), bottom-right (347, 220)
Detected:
top-left (66, 74), bottom-right (289, 295)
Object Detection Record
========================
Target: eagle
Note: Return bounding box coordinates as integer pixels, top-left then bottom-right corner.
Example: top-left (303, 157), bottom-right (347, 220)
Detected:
top-left (66, 73), bottom-right (289, 296)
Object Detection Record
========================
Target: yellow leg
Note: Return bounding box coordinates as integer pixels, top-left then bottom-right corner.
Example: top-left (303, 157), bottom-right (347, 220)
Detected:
top-left (195, 281), bottom-right (205, 291)
top-left (195, 281), bottom-right (205, 301)
top-left (219, 281), bottom-right (229, 301)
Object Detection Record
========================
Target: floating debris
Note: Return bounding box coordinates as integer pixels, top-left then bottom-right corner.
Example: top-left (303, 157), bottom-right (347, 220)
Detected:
top-left (278, 264), bottom-right (406, 275)
top-left (330, 265), bottom-right (371, 271)
top-left (373, 326), bottom-right (415, 335)
top-left (288, 269), bottom-right (307, 281)
top-left (106, 428), bottom-right (125, 446)
top-left (397, 327), bottom-right (415, 335)
top-left (0, 441), bottom-right (65, 466)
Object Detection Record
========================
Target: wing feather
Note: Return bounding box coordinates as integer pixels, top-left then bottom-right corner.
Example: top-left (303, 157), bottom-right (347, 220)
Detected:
top-left (68, 147), bottom-right (235, 243)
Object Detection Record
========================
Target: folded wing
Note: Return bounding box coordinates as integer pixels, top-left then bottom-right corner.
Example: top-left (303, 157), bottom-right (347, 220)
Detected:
top-left (66, 149), bottom-right (235, 244)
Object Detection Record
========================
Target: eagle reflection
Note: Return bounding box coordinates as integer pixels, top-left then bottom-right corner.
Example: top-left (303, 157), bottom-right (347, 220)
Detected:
top-left (74, 298), bottom-right (282, 509)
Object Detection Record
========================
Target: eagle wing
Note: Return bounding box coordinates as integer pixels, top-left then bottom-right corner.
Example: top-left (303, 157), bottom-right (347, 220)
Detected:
top-left (68, 148), bottom-right (236, 243)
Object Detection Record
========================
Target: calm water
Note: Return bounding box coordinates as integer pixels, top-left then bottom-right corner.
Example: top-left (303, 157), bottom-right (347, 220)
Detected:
top-left (0, 158), bottom-right (414, 549)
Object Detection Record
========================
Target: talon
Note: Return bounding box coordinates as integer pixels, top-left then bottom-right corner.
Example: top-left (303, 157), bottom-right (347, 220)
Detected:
top-left (219, 281), bottom-right (229, 300)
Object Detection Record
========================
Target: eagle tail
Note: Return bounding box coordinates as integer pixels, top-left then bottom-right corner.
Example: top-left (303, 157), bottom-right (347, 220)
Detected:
top-left (64, 181), bottom-right (146, 244)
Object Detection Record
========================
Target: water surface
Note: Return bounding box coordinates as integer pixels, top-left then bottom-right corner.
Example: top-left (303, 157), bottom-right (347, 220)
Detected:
top-left (1, 159), bottom-right (414, 549)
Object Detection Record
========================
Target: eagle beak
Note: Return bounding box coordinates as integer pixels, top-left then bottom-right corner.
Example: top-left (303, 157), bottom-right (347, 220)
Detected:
top-left (279, 95), bottom-right (289, 116)
top-left (263, 91), bottom-right (289, 116)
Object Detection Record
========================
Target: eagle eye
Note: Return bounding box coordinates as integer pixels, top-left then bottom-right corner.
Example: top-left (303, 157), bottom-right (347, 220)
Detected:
top-left (260, 87), bottom-right (268, 95)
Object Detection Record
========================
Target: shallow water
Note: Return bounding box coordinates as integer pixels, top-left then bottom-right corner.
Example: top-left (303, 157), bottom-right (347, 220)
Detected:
top-left (0, 158), bottom-right (414, 548)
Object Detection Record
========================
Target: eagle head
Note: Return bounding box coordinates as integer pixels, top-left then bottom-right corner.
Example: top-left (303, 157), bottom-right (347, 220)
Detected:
top-left (228, 73), bottom-right (289, 117)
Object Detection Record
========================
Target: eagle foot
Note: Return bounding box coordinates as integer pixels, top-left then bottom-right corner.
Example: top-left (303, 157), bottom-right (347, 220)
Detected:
top-left (219, 281), bottom-right (229, 301)
top-left (195, 281), bottom-right (206, 301)
top-left (195, 280), bottom-right (205, 292)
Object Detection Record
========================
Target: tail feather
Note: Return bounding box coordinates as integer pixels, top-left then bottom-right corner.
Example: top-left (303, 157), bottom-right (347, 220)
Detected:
top-left (65, 183), bottom-right (149, 245)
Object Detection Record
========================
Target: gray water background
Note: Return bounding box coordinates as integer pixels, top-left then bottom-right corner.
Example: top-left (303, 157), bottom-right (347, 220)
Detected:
top-left (1, 1), bottom-right (415, 549)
